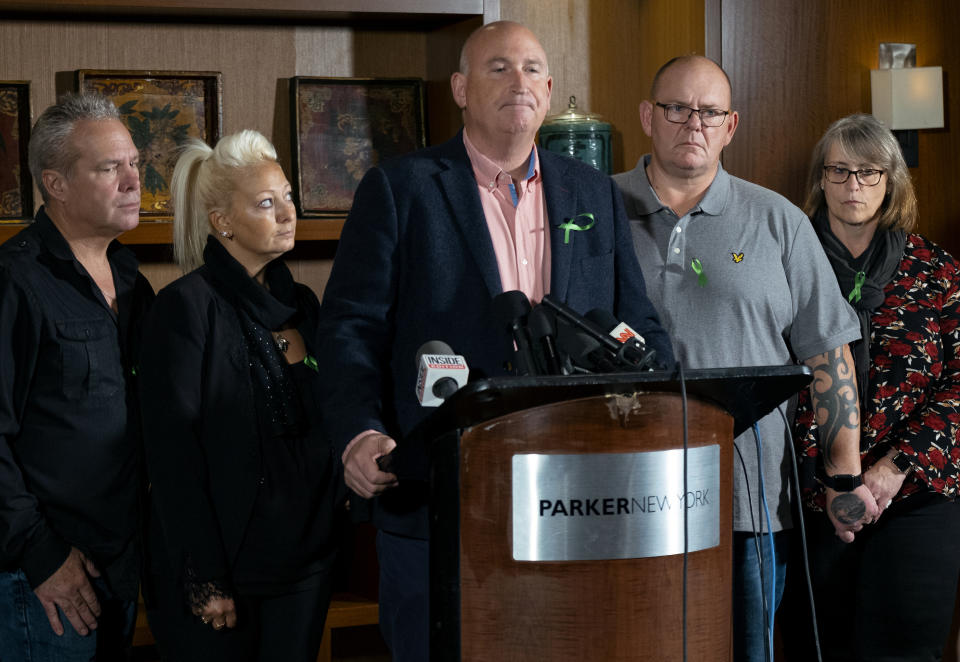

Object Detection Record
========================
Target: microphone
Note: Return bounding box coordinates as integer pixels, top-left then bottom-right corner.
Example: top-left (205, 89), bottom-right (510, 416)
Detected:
top-left (492, 290), bottom-right (538, 376)
top-left (528, 305), bottom-right (563, 375)
top-left (541, 295), bottom-right (655, 371)
top-left (555, 327), bottom-right (618, 373)
top-left (585, 309), bottom-right (658, 370)
top-left (414, 341), bottom-right (469, 407)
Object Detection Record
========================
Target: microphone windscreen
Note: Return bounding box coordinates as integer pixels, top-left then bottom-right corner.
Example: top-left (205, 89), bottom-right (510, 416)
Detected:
top-left (416, 340), bottom-right (455, 365)
top-left (527, 305), bottom-right (557, 341)
top-left (492, 290), bottom-right (532, 325)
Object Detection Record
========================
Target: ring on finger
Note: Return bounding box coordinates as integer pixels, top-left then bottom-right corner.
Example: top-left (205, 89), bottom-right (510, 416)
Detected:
top-left (213, 621), bottom-right (224, 630)
top-left (201, 616), bottom-right (210, 624)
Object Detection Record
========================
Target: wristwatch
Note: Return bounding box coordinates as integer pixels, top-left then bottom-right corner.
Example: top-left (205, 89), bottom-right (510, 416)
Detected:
top-left (820, 473), bottom-right (863, 492)
top-left (890, 451), bottom-right (913, 474)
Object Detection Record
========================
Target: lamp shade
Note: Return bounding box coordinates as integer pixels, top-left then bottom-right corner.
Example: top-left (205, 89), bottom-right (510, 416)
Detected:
top-left (871, 66), bottom-right (944, 129)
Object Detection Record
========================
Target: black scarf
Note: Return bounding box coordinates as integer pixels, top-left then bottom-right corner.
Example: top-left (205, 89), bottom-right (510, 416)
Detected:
top-left (811, 208), bottom-right (905, 405)
top-left (203, 236), bottom-right (306, 440)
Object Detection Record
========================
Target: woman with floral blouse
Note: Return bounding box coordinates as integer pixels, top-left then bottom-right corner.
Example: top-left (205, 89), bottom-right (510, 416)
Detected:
top-left (792, 113), bottom-right (960, 661)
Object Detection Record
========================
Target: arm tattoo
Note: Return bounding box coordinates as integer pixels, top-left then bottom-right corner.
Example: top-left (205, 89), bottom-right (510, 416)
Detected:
top-left (808, 347), bottom-right (859, 469)
top-left (830, 493), bottom-right (866, 525)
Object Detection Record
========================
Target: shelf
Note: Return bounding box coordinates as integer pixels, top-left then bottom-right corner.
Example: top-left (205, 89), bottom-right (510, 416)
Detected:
top-left (0, 217), bottom-right (344, 245)
top-left (0, 0), bottom-right (488, 24)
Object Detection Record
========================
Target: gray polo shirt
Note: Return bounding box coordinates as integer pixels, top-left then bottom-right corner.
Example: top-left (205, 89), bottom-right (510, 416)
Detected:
top-left (614, 156), bottom-right (859, 531)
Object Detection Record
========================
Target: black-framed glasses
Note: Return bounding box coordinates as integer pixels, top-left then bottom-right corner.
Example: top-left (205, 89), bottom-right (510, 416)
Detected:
top-left (655, 102), bottom-right (730, 127)
top-left (822, 165), bottom-right (884, 187)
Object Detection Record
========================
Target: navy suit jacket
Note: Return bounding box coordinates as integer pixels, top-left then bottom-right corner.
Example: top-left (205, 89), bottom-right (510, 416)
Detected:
top-left (318, 132), bottom-right (672, 537)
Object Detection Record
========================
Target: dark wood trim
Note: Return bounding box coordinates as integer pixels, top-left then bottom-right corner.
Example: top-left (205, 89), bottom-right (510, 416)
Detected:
top-left (704, 0), bottom-right (722, 64)
top-left (0, 218), bottom-right (344, 245)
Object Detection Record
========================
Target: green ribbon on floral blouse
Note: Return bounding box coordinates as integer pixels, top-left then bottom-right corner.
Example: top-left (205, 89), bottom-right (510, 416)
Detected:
top-left (558, 212), bottom-right (596, 245)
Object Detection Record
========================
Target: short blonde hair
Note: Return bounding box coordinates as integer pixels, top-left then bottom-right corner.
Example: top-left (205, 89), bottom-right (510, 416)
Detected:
top-left (170, 130), bottom-right (279, 272)
top-left (802, 114), bottom-right (917, 232)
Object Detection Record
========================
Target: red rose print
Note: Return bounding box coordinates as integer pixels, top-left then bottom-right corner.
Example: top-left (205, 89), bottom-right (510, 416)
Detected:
top-left (887, 340), bottom-right (911, 356)
top-left (924, 413), bottom-right (946, 431)
top-left (930, 449), bottom-right (947, 469)
top-left (907, 372), bottom-right (930, 388)
top-left (877, 384), bottom-right (898, 398)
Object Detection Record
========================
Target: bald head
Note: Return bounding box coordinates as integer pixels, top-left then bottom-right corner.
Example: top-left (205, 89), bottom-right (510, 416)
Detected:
top-left (458, 21), bottom-right (549, 77)
top-left (450, 20), bottom-right (552, 159)
top-left (640, 55), bottom-right (738, 183)
top-left (650, 55), bottom-right (731, 102)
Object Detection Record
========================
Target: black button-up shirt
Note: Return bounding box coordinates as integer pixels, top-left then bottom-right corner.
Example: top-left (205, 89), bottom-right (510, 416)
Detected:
top-left (0, 207), bottom-right (153, 598)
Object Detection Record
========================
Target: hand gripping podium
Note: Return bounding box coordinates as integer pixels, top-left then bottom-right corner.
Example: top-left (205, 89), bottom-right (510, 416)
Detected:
top-left (396, 366), bottom-right (811, 662)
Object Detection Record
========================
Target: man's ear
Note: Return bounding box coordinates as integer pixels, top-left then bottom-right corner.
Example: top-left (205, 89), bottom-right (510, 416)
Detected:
top-left (639, 101), bottom-right (655, 138)
top-left (42, 169), bottom-right (68, 203)
top-left (451, 72), bottom-right (467, 110)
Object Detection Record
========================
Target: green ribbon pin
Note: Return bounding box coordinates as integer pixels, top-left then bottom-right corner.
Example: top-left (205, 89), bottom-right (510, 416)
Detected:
top-left (848, 270), bottom-right (865, 303)
top-left (691, 258), bottom-right (707, 287)
top-left (558, 212), bottom-right (596, 245)
top-left (304, 355), bottom-right (319, 373)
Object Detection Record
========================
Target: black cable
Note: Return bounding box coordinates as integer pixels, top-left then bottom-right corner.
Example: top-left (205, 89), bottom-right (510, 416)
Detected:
top-left (777, 405), bottom-right (824, 662)
top-left (678, 361), bottom-right (689, 662)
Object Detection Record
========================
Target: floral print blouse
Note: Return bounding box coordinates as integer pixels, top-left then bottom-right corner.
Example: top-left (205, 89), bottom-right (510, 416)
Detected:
top-left (794, 233), bottom-right (960, 509)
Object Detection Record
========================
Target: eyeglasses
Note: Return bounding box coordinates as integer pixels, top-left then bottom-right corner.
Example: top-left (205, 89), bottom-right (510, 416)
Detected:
top-left (822, 165), bottom-right (884, 187)
top-left (655, 102), bottom-right (730, 127)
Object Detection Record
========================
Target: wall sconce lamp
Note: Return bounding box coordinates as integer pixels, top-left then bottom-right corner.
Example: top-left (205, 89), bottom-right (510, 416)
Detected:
top-left (870, 43), bottom-right (944, 167)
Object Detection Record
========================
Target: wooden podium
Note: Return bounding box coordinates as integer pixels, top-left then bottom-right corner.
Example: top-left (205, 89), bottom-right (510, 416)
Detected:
top-left (398, 367), bottom-right (811, 662)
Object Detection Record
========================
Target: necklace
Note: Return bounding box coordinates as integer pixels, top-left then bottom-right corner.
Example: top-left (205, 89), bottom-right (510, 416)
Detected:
top-left (273, 332), bottom-right (289, 354)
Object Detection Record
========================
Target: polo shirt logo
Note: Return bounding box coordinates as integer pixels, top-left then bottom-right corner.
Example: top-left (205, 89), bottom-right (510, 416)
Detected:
top-left (731, 252), bottom-right (744, 263)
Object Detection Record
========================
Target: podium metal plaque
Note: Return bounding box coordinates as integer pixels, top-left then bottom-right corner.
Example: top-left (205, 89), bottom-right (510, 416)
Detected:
top-left (512, 446), bottom-right (720, 561)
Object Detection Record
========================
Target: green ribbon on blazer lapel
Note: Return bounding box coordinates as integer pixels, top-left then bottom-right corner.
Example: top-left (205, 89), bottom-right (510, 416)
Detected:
top-left (558, 212), bottom-right (596, 245)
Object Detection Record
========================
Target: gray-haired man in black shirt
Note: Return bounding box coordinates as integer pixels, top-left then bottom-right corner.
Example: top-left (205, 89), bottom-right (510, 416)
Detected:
top-left (0, 93), bottom-right (154, 660)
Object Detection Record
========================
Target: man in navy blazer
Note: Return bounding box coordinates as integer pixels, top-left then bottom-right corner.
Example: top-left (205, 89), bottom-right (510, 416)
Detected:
top-left (318, 20), bottom-right (672, 660)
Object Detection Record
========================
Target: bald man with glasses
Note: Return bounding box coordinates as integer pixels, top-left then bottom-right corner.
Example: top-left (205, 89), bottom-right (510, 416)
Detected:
top-left (614, 55), bottom-right (877, 661)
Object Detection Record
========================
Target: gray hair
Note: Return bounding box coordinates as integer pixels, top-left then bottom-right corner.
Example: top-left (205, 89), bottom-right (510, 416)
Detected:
top-left (170, 129), bottom-right (279, 272)
top-left (802, 113), bottom-right (917, 232)
top-left (28, 93), bottom-right (121, 203)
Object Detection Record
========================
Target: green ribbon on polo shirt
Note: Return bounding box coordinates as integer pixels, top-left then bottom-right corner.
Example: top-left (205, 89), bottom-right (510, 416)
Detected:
top-left (848, 270), bottom-right (865, 303)
top-left (304, 354), bottom-right (319, 373)
top-left (558, 212), bottom-right (596, 245)
top-left (691, 258), bottom-right (707, 287)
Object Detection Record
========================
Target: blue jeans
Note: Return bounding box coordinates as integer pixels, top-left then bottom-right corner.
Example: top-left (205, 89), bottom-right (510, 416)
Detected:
top-left (733, 530), bottom-right (790, 662)
top-left (0, 569), bottom-right (136, 662)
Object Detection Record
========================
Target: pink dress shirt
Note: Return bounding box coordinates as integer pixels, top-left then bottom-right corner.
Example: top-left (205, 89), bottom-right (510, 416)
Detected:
top-left (462, 130), bottom-right (551, 304)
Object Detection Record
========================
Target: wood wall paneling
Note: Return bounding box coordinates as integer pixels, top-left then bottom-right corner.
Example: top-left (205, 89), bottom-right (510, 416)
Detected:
top-left (500, 0), bottom-right (705, 175)
top-left (721, 0), bottom-right (960, 257)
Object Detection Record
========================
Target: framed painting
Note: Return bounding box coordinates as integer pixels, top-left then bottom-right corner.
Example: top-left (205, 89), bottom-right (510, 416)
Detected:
top-left (290, 77), bottom-right (426, 217)
top-left (0, 81), bottom-right (33, 222)
top-left (77, 69), bottom-right (222, 219)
